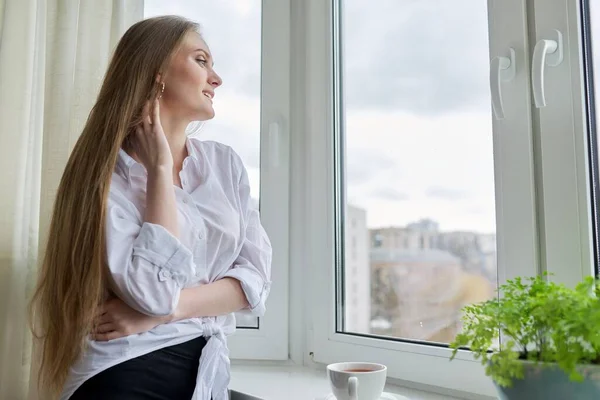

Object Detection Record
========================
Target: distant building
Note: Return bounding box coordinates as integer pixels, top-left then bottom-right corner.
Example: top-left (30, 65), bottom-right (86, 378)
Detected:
top-left (368, 220), bottom-right (497, 343)
top-left (344, 205), bottom-right (370, 334)
top-left (435, 231), bottom-right (497, 280)
top-left (370, 247), bottom-right (494, 342)
top-left (406, 218), bottom-right (439, 232)
top-left (370, 221), bottom-right (439, 251)
top-left (370, 224), bottom-right (497, 278)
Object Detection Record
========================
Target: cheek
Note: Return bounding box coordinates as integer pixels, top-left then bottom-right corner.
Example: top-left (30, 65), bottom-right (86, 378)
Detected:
top-left (184, 64), bottom-right (207, 86)
top-left (170, 64), bottom-right (206, 95)
top-left (165, 62), bottom-right (210, 111)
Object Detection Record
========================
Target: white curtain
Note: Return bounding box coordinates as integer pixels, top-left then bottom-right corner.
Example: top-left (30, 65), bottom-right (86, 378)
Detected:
top-left (0, 1), bottom-right (143, 398)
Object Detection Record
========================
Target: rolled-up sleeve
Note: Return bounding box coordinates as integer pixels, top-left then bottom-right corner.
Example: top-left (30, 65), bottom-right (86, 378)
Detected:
top-left (223, 155), bottom-right (272, 317)
top-left (105, 193), bottom-right (195, 316)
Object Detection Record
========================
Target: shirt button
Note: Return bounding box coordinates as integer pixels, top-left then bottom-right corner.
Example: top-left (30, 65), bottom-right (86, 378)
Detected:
top-left (158, 269), bottom-right (172, 281)
top-left (182, 179), bottom-right (187, 186)
top-left (182, 198), bottom-right (189, 204)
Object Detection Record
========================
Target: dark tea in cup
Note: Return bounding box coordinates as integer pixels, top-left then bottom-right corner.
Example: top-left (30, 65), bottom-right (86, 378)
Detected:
top-left (327, 362), bottom-right (387, 400)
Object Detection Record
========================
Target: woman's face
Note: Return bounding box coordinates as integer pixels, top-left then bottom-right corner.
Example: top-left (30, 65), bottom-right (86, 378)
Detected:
top-left (161, 31), bottom-right (222, 121)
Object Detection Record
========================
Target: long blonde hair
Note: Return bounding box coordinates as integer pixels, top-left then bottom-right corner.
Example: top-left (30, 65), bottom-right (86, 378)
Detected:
top-left (29, 15), bottom-right (199, 396)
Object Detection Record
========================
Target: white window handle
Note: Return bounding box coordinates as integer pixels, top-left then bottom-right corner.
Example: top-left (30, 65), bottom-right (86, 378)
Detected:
top-left (532, 30), bottom-right (563, 108)
top-left (490, 48), bottom-right (516, 120)
top-left (269, 121), bottom-right (280, 167)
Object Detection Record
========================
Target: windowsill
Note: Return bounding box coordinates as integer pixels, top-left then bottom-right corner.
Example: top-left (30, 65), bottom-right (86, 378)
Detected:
top-left (230, 364), bottom-right (482, 400)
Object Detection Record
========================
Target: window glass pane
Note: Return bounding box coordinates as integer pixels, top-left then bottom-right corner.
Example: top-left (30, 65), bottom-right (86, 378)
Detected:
top-left (338, 0), bottom-right (497, 344)
top-left (144, 0), bottom-right (262, 329)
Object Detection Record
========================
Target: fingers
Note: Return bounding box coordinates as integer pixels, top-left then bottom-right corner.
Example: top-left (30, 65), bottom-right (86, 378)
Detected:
top-left (152, 98), bottom-right (161, 127)
top-left (92, 330), bottom-right (123, 342)
top-left (94, 297), bottom-right (121, 325)
top-left (142, 101), bottom-right (151, 131)
top-left (95, 306), bottom-right (107, 319)
top-left (95, 322), bottom-right (115, 334)
top-left (135, 124), bottom-right (144, 141)
top-left (94, 299), bottom-right (112, 322)
top-left (95, 312), bottom-right (113, 325)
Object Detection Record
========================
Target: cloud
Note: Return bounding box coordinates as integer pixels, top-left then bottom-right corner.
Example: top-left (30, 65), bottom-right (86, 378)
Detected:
top-left (346, 147), bottom-right (397, 185)
top-left (343, 0), bottom-right (491, 115)
top-left (370, 187), bottom-right (410, 202)
top-left (467, 206), bottom-right (488, 216)
top-left (425, 186), bottom-right (468, 201)
top-left (342, 110), bottom-right (497, 232)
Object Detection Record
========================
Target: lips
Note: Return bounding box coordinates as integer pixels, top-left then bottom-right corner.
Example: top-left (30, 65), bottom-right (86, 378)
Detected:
top-left (203, 91), bottom-right (214, 102)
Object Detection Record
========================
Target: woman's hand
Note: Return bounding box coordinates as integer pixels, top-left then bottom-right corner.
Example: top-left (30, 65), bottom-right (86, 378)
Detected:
top-left (92, 297), bottom-right (171, 341)
top-left (130, 99), bottom-right (173, 172)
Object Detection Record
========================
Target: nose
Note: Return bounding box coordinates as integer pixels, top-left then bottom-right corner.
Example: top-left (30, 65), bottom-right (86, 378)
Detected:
top-left (209, 70), bottom-right (222, 88)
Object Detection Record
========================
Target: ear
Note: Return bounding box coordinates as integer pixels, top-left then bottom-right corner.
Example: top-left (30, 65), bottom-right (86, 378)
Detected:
top-left (155, 73), bottom-right (162, 84)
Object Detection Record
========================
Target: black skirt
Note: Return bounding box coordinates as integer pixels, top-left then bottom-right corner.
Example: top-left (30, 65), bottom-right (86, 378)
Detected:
top-left (70, 336), bottom-right (209, 399)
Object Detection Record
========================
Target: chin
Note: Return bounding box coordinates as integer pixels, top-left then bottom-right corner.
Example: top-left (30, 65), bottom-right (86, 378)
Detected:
top-left (193, 106), bottom-right (215, 121)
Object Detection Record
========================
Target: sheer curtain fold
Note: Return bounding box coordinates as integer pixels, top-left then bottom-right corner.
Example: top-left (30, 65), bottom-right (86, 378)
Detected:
top-left (0, 1), bottom-right (143, 399)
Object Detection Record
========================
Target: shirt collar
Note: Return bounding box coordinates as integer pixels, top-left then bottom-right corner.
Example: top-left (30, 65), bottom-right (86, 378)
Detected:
top-left (116, 148), bottom-right (146, 184)
top-left (116, 137), bottom-right (201, 183)
top-left (185, 136), bottom-right (201, 164)
top-left (183, 137), bottom-right (203, 174)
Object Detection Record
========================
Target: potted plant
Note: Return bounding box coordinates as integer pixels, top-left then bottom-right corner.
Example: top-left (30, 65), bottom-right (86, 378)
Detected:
top-left (449, 274), bottom-right (600, 399)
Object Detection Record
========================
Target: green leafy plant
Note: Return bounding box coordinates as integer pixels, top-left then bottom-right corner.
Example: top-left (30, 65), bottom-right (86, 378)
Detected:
top-left (450, 275), bottom-right (600, 387)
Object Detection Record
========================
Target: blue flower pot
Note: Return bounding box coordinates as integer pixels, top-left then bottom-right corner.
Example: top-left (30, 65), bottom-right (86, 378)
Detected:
top-left (494, 361), bottom-right (600, 400)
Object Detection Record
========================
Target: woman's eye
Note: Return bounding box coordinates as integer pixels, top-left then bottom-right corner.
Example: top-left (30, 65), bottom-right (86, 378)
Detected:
top-left (196, 58), bottom-right (207, 65)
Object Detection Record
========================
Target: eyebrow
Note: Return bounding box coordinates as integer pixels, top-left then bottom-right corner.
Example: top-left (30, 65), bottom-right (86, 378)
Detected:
top-left (194, 49), bottom-right (215, 67)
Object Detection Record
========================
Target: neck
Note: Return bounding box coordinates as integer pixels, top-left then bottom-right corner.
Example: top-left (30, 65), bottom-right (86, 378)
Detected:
top-left (159, 110), bottom-right (190, 170)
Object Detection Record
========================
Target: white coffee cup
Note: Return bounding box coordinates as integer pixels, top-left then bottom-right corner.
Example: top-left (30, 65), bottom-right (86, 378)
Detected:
top-left (327, 362), bottom-right (387, 400)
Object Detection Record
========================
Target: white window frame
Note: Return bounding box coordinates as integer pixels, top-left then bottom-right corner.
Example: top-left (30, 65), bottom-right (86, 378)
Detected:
top-left (298, 0), bottom-right (595, 397)
top-left (227, 0), bottom-right (290, 361)
top-left (531, 0), bottom-right (595, 286)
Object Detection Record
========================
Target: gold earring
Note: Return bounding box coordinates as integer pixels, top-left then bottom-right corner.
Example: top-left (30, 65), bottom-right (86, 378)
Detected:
top-left (158, 82), bottom-right (165, 99)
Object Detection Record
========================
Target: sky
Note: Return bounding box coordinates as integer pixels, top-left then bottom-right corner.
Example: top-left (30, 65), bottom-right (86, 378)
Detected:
top-left (143, 0), bottom-right (600, 236)
top-left (340, 1), bottom-right (495, 234)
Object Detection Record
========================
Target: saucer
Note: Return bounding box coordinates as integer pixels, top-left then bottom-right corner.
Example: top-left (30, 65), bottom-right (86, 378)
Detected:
top-left (324, 392), bottom-right (407, 400)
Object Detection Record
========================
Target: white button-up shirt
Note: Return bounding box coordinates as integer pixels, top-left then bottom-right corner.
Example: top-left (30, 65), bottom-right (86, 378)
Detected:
top-left (61, 138), bottom-right (272, 400)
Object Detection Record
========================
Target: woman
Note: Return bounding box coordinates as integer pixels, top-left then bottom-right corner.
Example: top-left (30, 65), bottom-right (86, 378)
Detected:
top-left (29, 15), bottom-right (271, 400)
